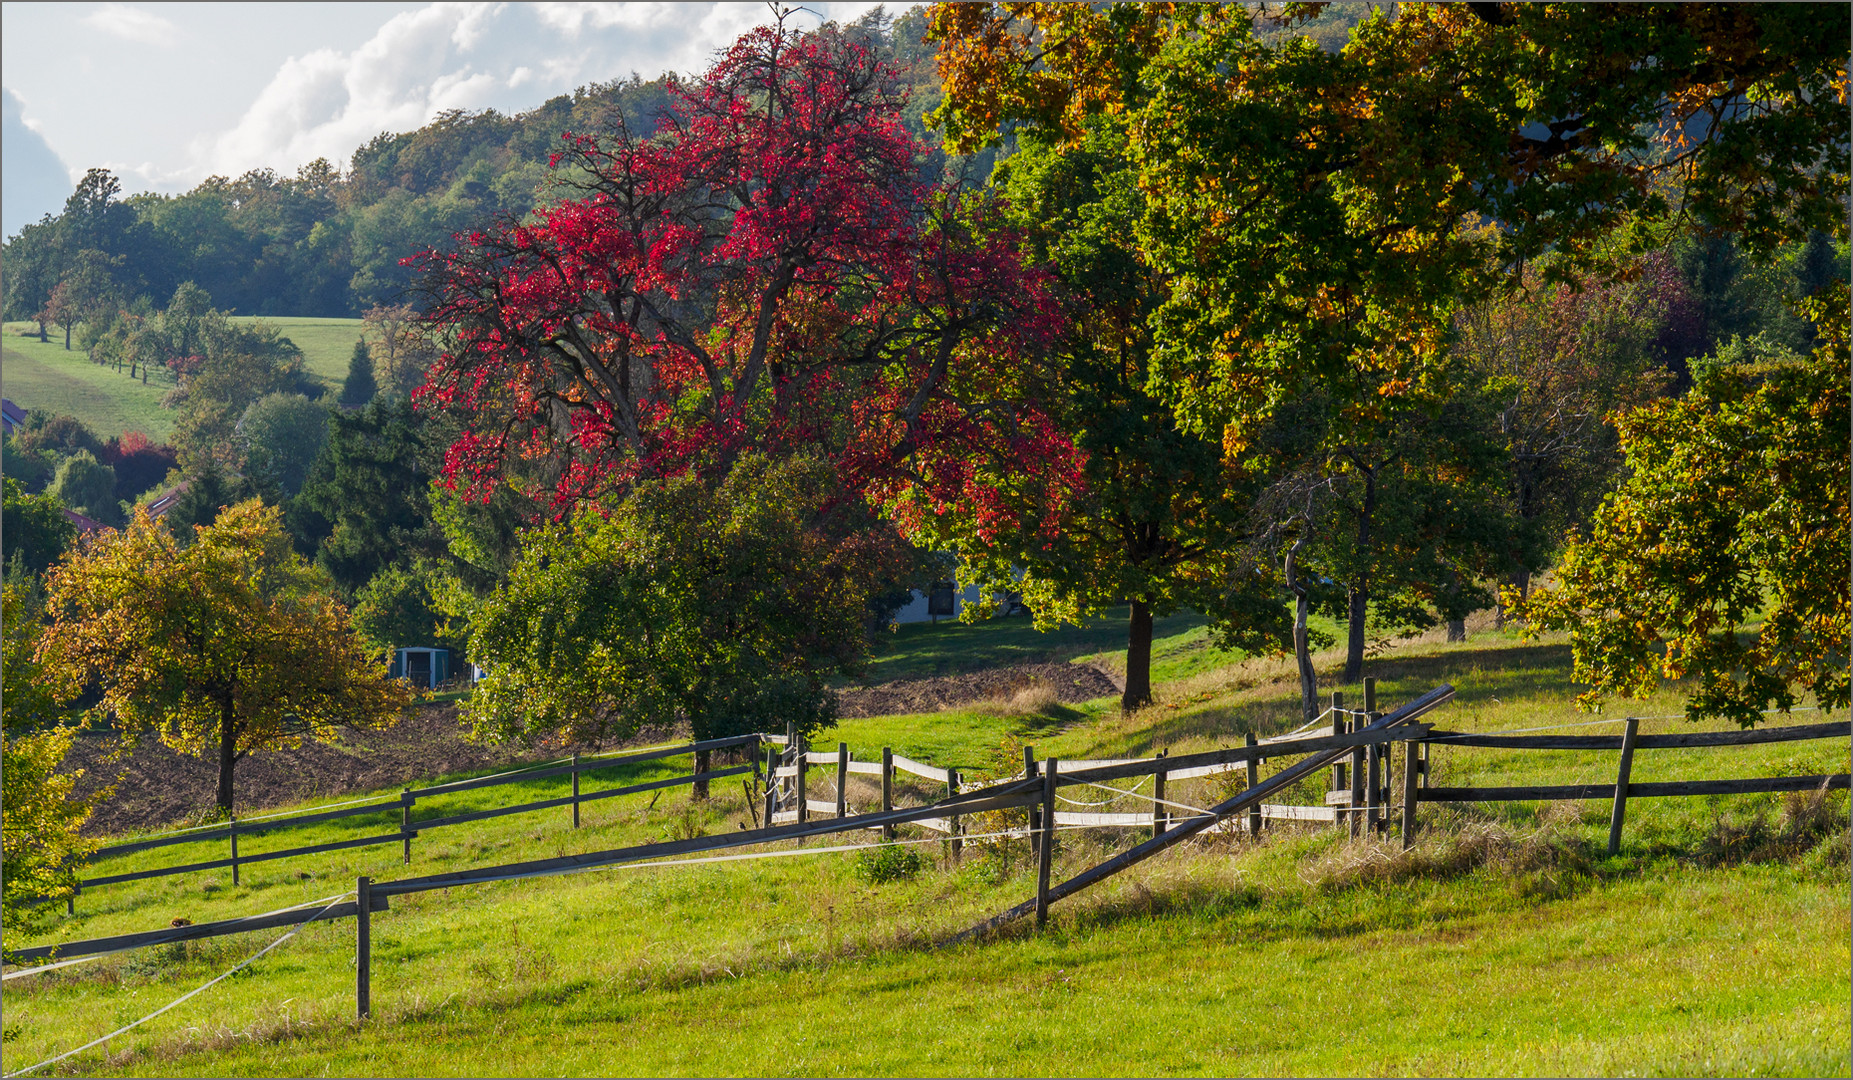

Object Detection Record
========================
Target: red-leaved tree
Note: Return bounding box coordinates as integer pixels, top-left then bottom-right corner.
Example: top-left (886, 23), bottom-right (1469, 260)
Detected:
top-left (414, 22), bottom-right (1069, 516)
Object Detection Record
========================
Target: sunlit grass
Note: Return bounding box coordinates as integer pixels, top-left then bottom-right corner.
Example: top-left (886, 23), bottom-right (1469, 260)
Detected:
top-left (6, 620), bottom-right (1846, 1077)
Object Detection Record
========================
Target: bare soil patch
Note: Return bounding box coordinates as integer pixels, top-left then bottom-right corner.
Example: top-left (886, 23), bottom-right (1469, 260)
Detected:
top-left (67, 704), bottom-right (561, 837)
top-left (836, 661), bottom-right (1121, 719)
top-left (70, 660), bottom-right (1121, 837)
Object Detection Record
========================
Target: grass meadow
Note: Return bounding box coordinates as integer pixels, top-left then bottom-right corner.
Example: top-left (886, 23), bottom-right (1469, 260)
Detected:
top-left (1, 318), bottom-right (364, 443)
top-left (4, 618), bottom-right (1846, 1077)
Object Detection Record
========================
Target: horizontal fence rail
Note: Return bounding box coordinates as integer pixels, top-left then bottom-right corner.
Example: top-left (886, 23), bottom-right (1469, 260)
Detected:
top-left (69, 735), bottom-right (768, 900)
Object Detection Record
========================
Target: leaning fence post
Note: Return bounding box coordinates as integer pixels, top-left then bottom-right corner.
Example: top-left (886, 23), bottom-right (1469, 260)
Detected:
top-left (948, 768), bottom-right (963, 863)
top-left (881, 747), bottom-right (895, 841)
top-left (1245, 733), bottom-right (1263, 835)
top-left (1023, 745), bottom-right (1040, 858)
top-left (401, 788), bottom-right (414, 864)
top-left (571, 754), bottom-right (581, 829)
top-left (1607, 717), bottom-right (1640, 856)
top-left (836, 742), bottom-right (849, 819)
top-left (356, 875), bottom-right (372, 1020)
top-left (1151, 751), bottom-right (1168, 840)
top-left (1401, 731), bottom-right (1421, 849)
top-left (1035, 758), bottom-right (1058, 926)
top-left (229, 816), bottom-right (239, 886)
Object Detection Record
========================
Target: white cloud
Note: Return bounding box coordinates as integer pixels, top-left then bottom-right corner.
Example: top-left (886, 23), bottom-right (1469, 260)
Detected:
top-left (185, 2), bottom-right (910, 182)
top-left (82, 3), bottom-right (178, 47)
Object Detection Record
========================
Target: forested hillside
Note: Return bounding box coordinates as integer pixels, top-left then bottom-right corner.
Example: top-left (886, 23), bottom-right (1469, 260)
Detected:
top-left (0, 9), bottom-right (958, 324)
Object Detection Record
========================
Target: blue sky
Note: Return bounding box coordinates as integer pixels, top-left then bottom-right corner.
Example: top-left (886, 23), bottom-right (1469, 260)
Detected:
top-left (2, 2), bottom-right (900, 237)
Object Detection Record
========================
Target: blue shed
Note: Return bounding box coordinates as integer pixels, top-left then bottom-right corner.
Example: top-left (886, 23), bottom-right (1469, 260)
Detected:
top-left (390, 647), bottom-right (451, 689)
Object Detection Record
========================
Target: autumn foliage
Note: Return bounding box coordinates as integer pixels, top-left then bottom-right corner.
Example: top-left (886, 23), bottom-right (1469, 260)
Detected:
top-left (415, 23), bottom-right (1069, 517)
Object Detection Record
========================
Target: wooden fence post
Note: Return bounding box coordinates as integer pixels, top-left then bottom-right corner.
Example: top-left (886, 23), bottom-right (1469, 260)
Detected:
top-left (1151, 750), bottom-right (1168, 840)
top-left (1366, 732), bottom-right (1382, 837)
top-left (356, 875), bottom-right (372, 1020)
top-left (797, 737), bottom-right (810, 826)
top-left (1023, 745), bottom-right (1040, 858)
top-left (836, 742), bottom-right (849, 819)
top-left (1036, 758), bottom-right (1058, 926)
top-left (1245, 733), bottom-right (1262, 835)
top-left (948, 768), bottom-right (963, 863)
top-left (1364, 678), bottom-right (1381, 835)
top-left (1330, 690), bottom-right (1346, 800)
top-left (401, 788), bottom-right (414, 863)
top-left (1401, 732), bottom-right (1421, 849)
top-left (229, 816), bottom-right (239, 885)
top-left (1346, 698), bottom-right (1365, 839)
top-left (881, 747), bottom-right (895, 841)
top-left (571, 755), bottom-right (581, 829)
top-left (1607, 717), bottom-right (1640, 856)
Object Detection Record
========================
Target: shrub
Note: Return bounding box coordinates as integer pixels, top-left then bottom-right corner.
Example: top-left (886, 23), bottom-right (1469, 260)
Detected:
top-left (854, 842), bottom-right (923, 884)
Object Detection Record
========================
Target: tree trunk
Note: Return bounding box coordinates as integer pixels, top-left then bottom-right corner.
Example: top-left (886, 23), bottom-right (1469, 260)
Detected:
top-left (1121, 599), bottom-right (1155, 714)
top-left (35, 320), bottom-right (47, 342)
top-left (1285, 539), bottom-right (1317, 725)
top-left (63, 323), bottom-right (71, 350)
top-left (216, 699), bottom-right (238, 816)
top-left (1447, 618), bottom-right (1467, 642)
top-left (693, 747), bottom-right (711, 800)
top-left (1344, 586), bottom-right (1369, 684)
top-left (1342, 465), bottom-right (1379, 685)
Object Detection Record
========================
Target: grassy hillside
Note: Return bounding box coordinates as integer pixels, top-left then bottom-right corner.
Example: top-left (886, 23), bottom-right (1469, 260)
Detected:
top-left (0, 317), bottom-right (364, 444)
top-left (6, 621), bottom-right (1846, 1077)
top-left (1, 328), bottom-right (176, 441)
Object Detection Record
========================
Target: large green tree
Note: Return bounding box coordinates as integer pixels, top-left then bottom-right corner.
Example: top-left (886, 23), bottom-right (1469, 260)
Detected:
top-left (907, 119), bottom-right (1287, 711)
top-left (469, 456), bottom-right (878, 794)
top-left (1517, 287), bottom-right (1850, 726)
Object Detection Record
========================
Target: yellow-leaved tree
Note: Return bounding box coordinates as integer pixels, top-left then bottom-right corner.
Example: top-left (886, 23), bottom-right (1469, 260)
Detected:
top-left (37, 500), bottom-right (416, 815)
top-left (2, 573), bottom-right (98, 950)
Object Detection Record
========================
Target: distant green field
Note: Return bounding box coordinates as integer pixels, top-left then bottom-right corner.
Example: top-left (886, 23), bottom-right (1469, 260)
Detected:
top-left (226, 316), bottom-right (365, 390)
top-left (0, 327), bottom-right (175, 441)
top-left (1, 317), bottom-right (365, 443)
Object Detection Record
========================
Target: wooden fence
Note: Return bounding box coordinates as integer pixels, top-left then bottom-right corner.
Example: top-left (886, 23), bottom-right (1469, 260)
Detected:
top-left (65, 734), bottom-right (767, 905)
top-left (13, 682), bottom-right (1846, 1028)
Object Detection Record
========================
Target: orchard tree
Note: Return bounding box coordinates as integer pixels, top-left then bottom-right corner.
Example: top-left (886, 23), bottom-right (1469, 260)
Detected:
top-left (37, 500), bottom-right (415, 814)
top-left (1517, 286), bottom-right (1849, 726)
top-left (469, 455), bottom-right (890, 795)
top-left (415, 19), bottom-right (1062, 518)
top-left (904, 118), bottom-right (1285, 712)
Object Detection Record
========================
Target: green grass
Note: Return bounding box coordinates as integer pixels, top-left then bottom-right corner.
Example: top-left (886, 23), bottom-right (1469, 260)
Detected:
top-left (0, 317), bottom-right (365, 442)
top-left (225, 317), bottom-right (364, 390)
top-left (5, 625), bottom-right (1848, 1077)
top-left (1, 328), bottom-right (176, 442)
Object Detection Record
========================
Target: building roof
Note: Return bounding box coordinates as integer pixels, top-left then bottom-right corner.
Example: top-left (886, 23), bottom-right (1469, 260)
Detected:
top-left (146, 480), bottom-right (191, 518)
top-left (63, 508), bottom-right (105, 533)
top-left (1, 398), bottom-right (27, 436)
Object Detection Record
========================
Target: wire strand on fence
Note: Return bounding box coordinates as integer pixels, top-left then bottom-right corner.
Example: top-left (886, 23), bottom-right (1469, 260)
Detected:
top-left (1054, 775), bottom-right (1152, 808)
top-left (1071, 778), bottom-right (1214, 818)
top-left (2, 892), bottom-right (353, 1078)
